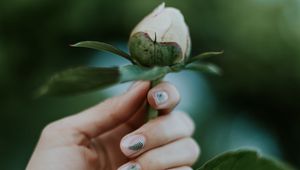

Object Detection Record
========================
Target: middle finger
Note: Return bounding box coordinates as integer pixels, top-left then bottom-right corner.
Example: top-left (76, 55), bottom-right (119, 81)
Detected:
top-left (120, 111), bottom-right (195, 158)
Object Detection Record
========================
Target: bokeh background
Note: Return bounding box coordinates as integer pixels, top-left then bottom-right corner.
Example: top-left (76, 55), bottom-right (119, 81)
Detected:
top-left (1, 0), bottom-right (300, 169)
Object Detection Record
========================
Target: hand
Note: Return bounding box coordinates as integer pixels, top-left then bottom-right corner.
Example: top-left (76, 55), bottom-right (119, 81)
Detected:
top-left (26, 81), bottom-right (200, 170)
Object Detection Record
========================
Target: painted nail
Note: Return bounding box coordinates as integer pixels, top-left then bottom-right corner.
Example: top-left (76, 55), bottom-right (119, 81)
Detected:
top-left (118, 163), bottom-right (141, 170)
top-left (121, 134), bottom-right (145, 156)
top-left (153, 90), bottom-right (169, 105)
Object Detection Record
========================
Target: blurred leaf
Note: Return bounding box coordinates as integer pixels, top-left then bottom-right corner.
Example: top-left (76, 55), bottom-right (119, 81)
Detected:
top-left (120, 65), bottom-right (170, 82)
top-left (71, 41), bottom-right (133, 62)
top-left (185, 63), bottom-right (222, 75)
top-left (37, 65), bottom-right (171, 96)
top-left (37, 67), bottom-right (120, 96)
top-left (198, 150), bottom-right (293, 170)
top-left (187, 51), bottom-right (223, 64)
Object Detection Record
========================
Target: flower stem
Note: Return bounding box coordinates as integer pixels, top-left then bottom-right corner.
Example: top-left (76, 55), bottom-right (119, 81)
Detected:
top-left (147, 106), bottom-right (158, 120)
top-left (147, 77), bottom-right (163, 120)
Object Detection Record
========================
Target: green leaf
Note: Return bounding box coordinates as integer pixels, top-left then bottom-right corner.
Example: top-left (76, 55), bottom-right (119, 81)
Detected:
top-left (120, 65), bottom-right (170, 82)
top-left (187, 51), bottom-right (223, 64)
top-left (198, 150), bottom-right (294, 170)
top-left (37, 67), bottom-right (120, 96)
top-left (185, 63), bottom-right (222, 75)
top-left (71, 41), bottom-right (132, 62)
top-left (37, 65), bottom-right (171, 96)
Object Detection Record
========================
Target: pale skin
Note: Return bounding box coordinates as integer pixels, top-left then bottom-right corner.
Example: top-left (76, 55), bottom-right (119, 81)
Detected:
top-left (26, 81), bottom-right (200, 170)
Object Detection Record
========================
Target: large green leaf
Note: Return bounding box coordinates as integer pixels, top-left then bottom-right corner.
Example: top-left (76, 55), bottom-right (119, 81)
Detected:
top-left (185, 62), bottom-right (222, 75)
top-left (198, 150), bottom-right (294, 170)
top-left (37, 67), bottom-right (120, 96)
top-left (71, 41), bottom-right (133, 62)
top-left (187, 51), bottom-right (223, 64)
top-left (37, 65), bottom-right (171, 96)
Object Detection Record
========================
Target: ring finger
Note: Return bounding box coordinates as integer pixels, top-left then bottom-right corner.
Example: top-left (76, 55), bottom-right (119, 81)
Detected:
top-left (118, 138), bottom-right (200, 170)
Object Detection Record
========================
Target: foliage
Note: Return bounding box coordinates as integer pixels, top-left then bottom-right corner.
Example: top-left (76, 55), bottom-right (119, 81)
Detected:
top-left (198, 150), bottom-right (293, 170)
top-left (38, 41), bottom-right (222, 96)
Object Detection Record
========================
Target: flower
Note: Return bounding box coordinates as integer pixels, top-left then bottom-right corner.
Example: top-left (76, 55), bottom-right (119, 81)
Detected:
top-left (40, 3), bottom-right (222, 98)
top-left (129, 3), bottom-right (191, 67)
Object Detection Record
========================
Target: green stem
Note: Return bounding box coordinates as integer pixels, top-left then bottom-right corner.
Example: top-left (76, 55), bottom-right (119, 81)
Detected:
top-left (147, 106), bottom-right (158, 120)
top-left (147, 77), bottom-right (163, 120)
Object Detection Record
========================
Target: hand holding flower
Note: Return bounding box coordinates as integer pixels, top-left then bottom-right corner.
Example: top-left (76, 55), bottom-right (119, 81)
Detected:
top-left (27, 81), bottom-right (199, 170)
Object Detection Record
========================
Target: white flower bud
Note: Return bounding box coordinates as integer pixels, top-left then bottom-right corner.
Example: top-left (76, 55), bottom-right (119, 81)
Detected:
top-left (129, 3), bottom-right (191, 66)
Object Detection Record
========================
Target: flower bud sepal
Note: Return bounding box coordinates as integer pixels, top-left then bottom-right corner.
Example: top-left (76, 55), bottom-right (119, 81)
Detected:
top-left (37, 40), bottom-right (223, 99)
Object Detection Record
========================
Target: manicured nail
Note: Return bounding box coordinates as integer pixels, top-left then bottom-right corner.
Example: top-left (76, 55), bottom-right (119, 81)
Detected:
top-left (118, 163), bottom-right (141, 170)
top-left (121, 134), bottom-right (145, 156)
top-left (153, 90), bottom-right (169, 106)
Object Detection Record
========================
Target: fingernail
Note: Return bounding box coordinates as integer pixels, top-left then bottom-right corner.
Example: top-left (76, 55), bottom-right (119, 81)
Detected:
top-left (118, 163), bottom-right (141, 170)
top-left (153, 90), bottom-right (169, 106)
top-left (121, 134), bottom-right (145, 156)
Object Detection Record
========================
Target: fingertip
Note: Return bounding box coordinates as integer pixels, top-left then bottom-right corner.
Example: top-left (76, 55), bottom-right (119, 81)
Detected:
top-left (118, 162), bottom-right (141, 170)
top-left (147, 82), bottom-right (180, 110)
top-left (120, 134), bottom-right (146, 157)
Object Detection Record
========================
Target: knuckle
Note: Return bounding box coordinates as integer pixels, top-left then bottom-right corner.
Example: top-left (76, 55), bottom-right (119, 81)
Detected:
top-left (154, 116), bottom-right (174, 139)
top-left (137, 152), bottom-right (164, 170)
top-left (180, 112), bottom-right (195, 135)
top-left (41, 120), bottom-right (70, 139)
top-left (185, 138), bottom-right (201, 163)
top-left (41, 122), bottom-right (61, 138)
top-left (78, 146), bottom-right (99, 164)
top-left (173, 111), bottom-right (195, 136)
top-left (40, 119), bottom-right (88, 146)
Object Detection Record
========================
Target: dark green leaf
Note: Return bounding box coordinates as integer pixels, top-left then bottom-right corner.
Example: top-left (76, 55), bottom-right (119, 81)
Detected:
top-left (37, 67), bottom-right (120, 96)
top-left (71, 41), bottom-right (132, 62)
top-left (185, 63), bottom-right (222, 75)
top-left (187, 51), bottom-right (223, 64)
top-left (37, 65), bottom-right (172, 96)
top-left (120, 65), bottom-right (171, 82)
top-left (198, 150), bottom-right (294, 170)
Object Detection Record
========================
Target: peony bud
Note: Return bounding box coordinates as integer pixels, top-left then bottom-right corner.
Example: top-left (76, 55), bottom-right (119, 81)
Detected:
top-left (129, 3), bottom-right (191, 67)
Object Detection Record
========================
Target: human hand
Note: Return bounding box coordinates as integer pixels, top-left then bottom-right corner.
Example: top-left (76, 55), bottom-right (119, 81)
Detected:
top-left (26, 81), bottom-right (200, 170)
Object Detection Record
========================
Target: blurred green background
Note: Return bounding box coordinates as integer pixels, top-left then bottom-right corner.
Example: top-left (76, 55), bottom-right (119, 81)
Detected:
top-left (1, 0), bottom-right (300, 169)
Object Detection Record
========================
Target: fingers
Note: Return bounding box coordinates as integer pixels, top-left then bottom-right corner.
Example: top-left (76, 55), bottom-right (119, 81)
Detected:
top-left (118, 138), bottom-right (200, 170)
top-left (42, 81), bottom-right (150, 143)
top-left (147, 82), bottom-right (180, 114)
top-left (125, 81), bottom-right (181, 130)
top-left (120, 111), bottom-right (195, 157)
top-left (40, 81), bottom-right (180, 148)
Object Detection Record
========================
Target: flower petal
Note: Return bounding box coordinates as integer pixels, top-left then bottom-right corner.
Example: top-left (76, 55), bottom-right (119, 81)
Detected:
top-left (162, 7), bottom-right (190, 59)
top-left (131, 3), bottom-right (172, 42)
